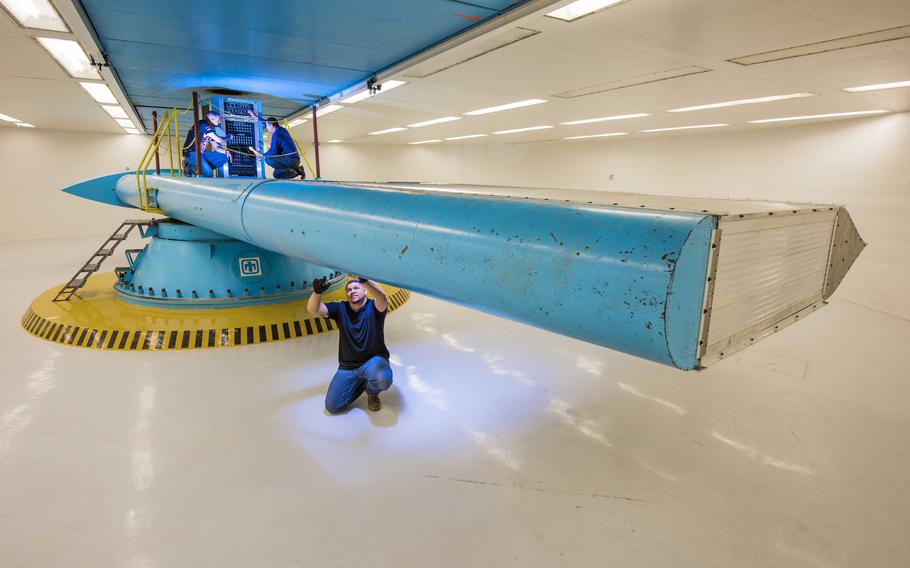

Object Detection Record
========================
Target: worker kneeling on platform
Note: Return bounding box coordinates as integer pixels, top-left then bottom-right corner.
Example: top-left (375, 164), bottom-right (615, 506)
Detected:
top-left (247, 110), bottom-right (306, 180)
top-left (308, 276), bottom-right (392, 413)
top-left (183, 110), bottom-right (230, 177)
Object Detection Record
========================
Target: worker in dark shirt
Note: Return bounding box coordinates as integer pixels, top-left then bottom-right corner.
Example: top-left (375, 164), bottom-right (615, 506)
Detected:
top-left (307, 276), bottom-right (392, 413)
top-left (247, 110), bottom-right (307, 179)
top-left (183, 110), bottom-right (230, 177)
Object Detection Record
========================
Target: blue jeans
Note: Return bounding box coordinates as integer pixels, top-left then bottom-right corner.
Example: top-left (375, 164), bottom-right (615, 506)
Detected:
top-left (185, 151), bottom-right (228, 177)
top-left (325, 355), bottom-right (393, 413)
top-left (265, 155), bottom-right (301, 179)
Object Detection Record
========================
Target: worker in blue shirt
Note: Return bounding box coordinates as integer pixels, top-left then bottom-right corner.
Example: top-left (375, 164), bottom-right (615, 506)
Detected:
top-left (183, 110), bottom-right (230, 177)
top-left (247, 110), bottom-right (306, 179)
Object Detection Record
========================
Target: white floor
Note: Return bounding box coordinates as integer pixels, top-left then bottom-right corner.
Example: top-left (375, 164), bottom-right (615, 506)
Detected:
top-left (1, 237), bottom-right (908, 568)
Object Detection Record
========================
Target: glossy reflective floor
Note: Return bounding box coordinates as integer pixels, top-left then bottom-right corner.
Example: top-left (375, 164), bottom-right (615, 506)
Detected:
top-left (2, 237), bottom-right (908, 567)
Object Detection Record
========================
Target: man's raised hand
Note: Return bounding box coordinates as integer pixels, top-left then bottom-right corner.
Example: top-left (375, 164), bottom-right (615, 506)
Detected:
top-left (312, 277), bottom-right (330, 294)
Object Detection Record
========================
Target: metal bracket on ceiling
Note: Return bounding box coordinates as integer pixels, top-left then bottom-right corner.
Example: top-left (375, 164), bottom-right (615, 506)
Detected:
top-left (89, 53), bottom-right (111, 74)
top-left (366, 77), bottom-right (381, 95)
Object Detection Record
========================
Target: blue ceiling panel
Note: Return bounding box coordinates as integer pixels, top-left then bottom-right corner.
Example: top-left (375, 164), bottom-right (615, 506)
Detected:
top-left (79, 0), bottom-right (525, 130)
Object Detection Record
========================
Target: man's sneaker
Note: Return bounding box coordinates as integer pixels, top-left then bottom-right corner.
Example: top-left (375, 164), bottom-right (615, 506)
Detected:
top-left (274, 168), bottom-right (297, 180)
top-left (367, 393), bottom-right (381, 411)
top-left (296, 165), bottom-right (307, 179)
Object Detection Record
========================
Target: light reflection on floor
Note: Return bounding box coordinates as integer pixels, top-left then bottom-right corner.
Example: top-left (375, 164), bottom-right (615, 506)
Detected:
top-left (2, 237), bottom-right (909, 567)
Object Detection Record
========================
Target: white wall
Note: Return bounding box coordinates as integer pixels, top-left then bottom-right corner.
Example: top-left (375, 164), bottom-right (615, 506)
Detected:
top-left (4, 113), bottom-right (907, 319)
top-left (319, 113), bottom-right (910, 320)
top-left (1, 128), bottom-right (152, 242)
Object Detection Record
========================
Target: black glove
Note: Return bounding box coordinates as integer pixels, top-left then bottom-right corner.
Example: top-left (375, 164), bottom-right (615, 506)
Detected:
top-left (312, 277), bottom-right (329, 294)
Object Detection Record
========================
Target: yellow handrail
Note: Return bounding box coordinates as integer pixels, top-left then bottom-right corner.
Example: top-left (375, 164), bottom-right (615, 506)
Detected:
top-left (136, 108), bottom-right (181, 211)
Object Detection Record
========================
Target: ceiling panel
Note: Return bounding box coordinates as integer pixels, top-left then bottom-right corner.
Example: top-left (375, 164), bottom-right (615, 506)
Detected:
top-left (2, 0), bottom-right (908, 142)
top-left (78, 0), bottom-right (527, 127)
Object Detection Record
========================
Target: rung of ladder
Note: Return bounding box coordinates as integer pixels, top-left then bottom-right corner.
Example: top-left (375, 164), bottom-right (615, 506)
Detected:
top-left (52, 218), bottom-right (157, 301)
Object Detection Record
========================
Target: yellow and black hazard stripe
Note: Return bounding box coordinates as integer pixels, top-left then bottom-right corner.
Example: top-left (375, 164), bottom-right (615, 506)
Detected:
top-left (21, 288), bottom-right (410, 351)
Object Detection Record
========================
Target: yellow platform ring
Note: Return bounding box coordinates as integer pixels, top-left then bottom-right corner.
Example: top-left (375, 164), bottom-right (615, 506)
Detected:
top-left (21, 273), bottom-right (411, 351)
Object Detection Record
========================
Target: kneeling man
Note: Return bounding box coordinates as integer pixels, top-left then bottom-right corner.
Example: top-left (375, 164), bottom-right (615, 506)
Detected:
top-left (308, 276), bottom-right (393, 413)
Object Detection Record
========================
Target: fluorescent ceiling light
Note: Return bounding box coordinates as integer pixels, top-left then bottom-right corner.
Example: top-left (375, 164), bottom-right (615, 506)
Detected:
top-left (546, 0), bottom-right (626, 22)
top-left (406, 116), bottom-right (461, 128)
top-left (445, 134), bottom-right (488, 140)
top-left (640, 124), bottom-right (728, 133)
top-left (341, 90), bottom-right (372, 104)
top-left (0, 113), bottom-right (21, 122)
top-left (115, 118), bottom-right (134, 128)
top-left (15, 122), bottom-right (35, 128)
top-left (561, 113), bottom-right (649, 125)
top-left (493, 125), bottom-right (553, 135)
top-left (378, 79), bottom-right (406, 92)
top-left (666, 93), bottom-right (815, 113)
top-left (287, 118), bottom-right (308, 127)
top-left (36, 37), bottom-right (100, 79)
top-left (464, 99), bottom-right (547, 116)
top-left (79, 82), bottom-right (117, 104)
top-left (409, 139), bottom-right (441, 145)
top-left (1, 0), bottom-right (68, 31)
top-left (748, 110), bottom-right (888, 124)
top-left (123, 128), bottom-right (140, 134)
top-left (368, 127), bottom-right (407, 136)
top-left (327, 139), bottom-right (343, 143)
top-left (843, 80), bottom-right (910, 93)
top-left (101, 105), bottom-right (128, 119)
top-left (316, 104), bottom-right (343, 117)
top-left (564, 132), bottom-right (627, 139)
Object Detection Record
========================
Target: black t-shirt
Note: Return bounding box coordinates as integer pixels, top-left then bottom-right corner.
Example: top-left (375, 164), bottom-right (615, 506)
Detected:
top-left (325, 299), bottom-right (389, 370)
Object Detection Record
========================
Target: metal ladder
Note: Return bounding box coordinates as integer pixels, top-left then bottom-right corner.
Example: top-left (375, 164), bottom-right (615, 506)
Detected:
top-left (53, 219), bottom-right (156, 302)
